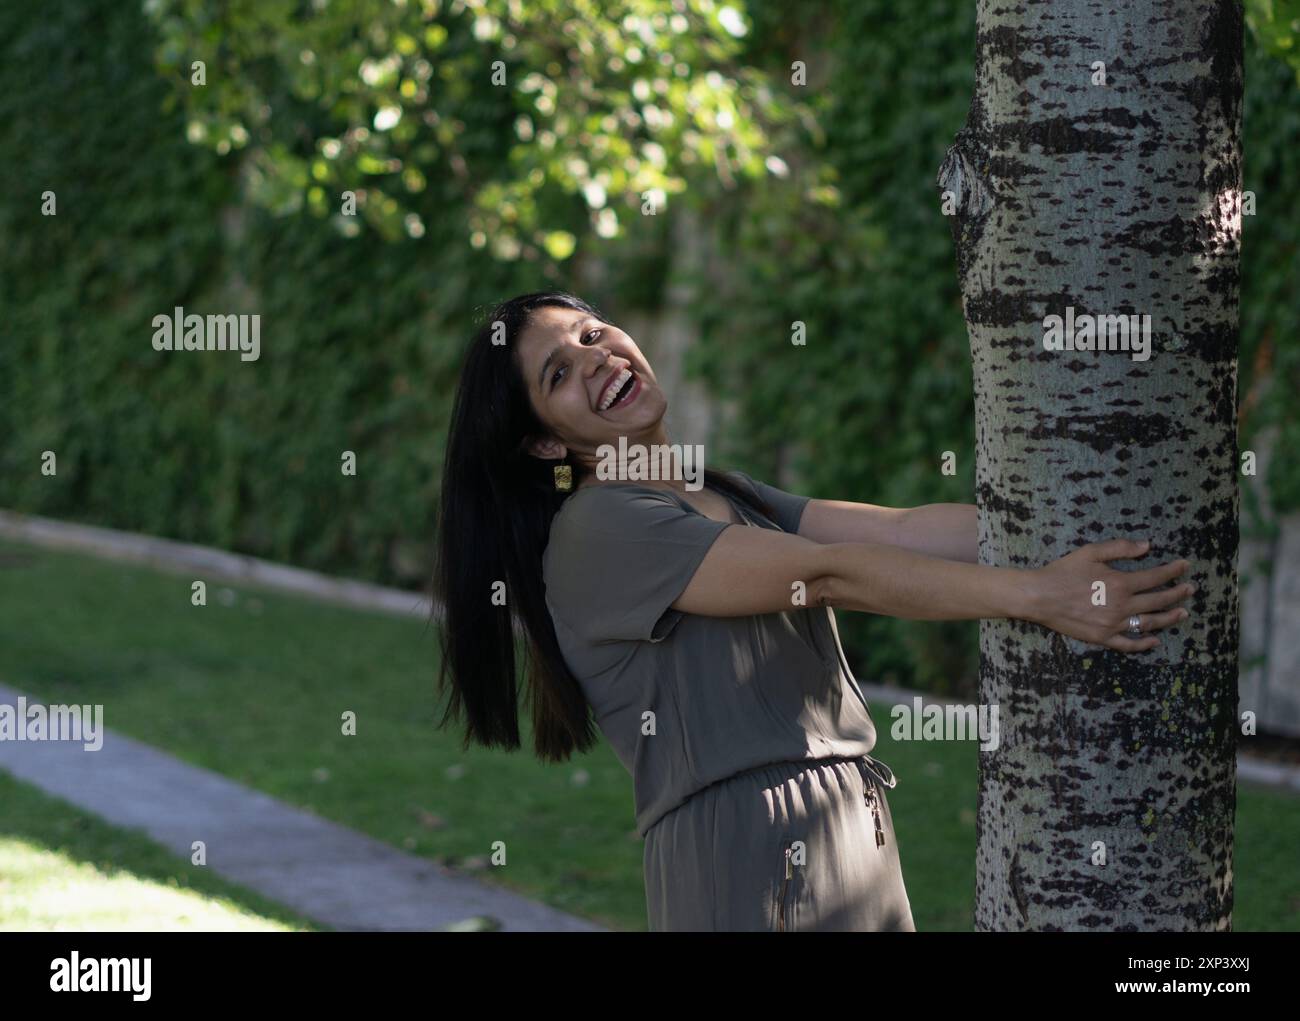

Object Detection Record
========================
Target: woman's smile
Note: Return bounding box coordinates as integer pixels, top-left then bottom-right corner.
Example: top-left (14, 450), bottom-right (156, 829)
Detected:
top-left (597, 367), bottom-right (642, 413)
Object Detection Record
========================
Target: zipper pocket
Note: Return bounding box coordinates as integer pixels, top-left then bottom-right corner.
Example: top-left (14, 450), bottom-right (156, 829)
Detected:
top-left (777, 844), bottom-right (795, 932)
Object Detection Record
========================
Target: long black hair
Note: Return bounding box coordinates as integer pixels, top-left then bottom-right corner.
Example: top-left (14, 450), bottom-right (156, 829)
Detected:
top-left (433, 290), bottom-right (775, 761)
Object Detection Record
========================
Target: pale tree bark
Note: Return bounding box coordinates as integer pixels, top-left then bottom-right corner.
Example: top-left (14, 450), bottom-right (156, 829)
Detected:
top-left (938, 0), bottom-right (1243, 930)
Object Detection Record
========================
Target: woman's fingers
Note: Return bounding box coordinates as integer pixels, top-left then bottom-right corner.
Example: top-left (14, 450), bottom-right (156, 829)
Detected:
top-left (1124, 607), bottom-right (1188, 635)
top-left (1047, 541), bottom-right (1197, 654)
top-left (1102, 632), bottom-right (1161, 653)
top-left (1085, 539), bottom-right (1150, 562)
top-left (1093, 606), bottom-right (1187, 651)
top-left (1130, 581), bottom-right (1196, 614)
top-left (1123, 558), bottom-right (1191, 591)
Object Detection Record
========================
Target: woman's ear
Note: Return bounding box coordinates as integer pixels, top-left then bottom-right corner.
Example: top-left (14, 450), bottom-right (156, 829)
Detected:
top-left (526, 435), bottom-right (567, 460)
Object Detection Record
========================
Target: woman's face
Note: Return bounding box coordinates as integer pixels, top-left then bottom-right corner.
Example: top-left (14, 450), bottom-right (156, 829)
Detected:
top-left (516, 305), bottom-right (669, 467)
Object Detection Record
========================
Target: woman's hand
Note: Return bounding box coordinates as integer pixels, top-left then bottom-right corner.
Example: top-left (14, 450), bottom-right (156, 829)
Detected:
top-left (1024, 539), bottom-right (1193, 651)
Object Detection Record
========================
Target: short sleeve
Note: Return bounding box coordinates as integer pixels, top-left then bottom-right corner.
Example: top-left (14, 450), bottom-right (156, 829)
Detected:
top-left (544, 486), bottom-right (733, 645)
top-left (727, 470), bottom-right (811, 535)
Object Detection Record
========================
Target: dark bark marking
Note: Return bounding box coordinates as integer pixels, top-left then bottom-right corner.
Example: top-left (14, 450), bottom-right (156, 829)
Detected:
top-left (1008, 846), bottom-right (1032, 925)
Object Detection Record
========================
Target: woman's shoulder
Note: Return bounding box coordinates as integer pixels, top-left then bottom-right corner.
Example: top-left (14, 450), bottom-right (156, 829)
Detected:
top-left (555, 481), bottom-right (686, 525)
top-left (544, 480), bottom-right (717, 571)
top-left (549, 474), bottom-right (757, 539)
top-left (543, 480), bottom-right (736, 645)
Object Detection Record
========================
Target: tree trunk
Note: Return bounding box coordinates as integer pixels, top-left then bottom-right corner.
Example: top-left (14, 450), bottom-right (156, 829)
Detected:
top-left (938, 0), bottom-right (1243, 930)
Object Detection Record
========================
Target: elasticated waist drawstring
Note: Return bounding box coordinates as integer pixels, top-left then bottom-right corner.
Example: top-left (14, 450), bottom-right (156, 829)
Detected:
top-left (857, 753), bottom-right (897, 790)
top-left (854, 753), bottom-right (898, 848)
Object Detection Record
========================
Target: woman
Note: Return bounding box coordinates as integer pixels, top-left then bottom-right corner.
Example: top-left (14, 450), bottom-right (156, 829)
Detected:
top-left (433, 290), bottom-right (1194, 931)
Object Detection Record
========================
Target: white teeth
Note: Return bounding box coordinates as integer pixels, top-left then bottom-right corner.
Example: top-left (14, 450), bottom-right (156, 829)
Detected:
top-left (599, 368), bottom-right (632, 410)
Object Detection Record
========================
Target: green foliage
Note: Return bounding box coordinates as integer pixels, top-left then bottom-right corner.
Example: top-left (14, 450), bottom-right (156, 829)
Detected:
top-left (2, 0), bottom-right (1296, 699)
top-left (1247, 0), bottom-right (1300, 81)
top-left (1239, 9), bottom-right (1300, 517)
top-left (145, 0), bottom-right (799, 252)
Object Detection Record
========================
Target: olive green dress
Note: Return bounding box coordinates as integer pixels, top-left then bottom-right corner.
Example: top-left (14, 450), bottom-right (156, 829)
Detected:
top-left (543, 470), bottom-right (915, 932)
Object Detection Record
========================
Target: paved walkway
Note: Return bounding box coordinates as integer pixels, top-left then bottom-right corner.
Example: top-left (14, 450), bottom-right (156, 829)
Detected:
top-left (0, 683), bottom-right (604, 932)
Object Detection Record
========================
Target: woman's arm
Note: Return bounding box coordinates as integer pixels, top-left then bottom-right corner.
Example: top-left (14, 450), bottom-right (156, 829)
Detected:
top-left (798, 498), bottom-right (978, 563)
top-left (672, 525), bottom-right (1192, 652)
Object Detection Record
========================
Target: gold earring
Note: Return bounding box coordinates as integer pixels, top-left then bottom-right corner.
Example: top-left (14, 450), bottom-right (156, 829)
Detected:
top-left (553, 464), bottom-right (573, 491)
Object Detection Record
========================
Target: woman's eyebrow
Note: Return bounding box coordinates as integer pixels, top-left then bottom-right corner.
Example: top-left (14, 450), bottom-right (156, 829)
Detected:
top-left (537, 318), bottom-right (592, 388)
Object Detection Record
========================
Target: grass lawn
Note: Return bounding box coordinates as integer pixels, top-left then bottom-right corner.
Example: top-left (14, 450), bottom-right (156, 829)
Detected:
top-left (0, 771), bottom-right (323, 930)
top-left (0, 536), bottom-right (1296, 931)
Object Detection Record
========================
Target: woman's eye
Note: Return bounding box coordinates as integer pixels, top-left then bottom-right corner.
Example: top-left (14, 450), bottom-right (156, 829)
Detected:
top-left (551, 328), bottom-right (602, 387)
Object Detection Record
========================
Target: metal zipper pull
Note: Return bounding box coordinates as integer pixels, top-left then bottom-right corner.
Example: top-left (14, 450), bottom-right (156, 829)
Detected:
top-left (864, 785), bottom-right (886, 847)
top-left (778, 846), bottom-right (794, 931)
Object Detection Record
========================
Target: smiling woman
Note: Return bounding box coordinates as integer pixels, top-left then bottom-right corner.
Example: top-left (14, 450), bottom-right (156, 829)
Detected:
top-left (431, 290), bottom-right (1192, 932)
top-left (432, 290), bottom-right (914, 932)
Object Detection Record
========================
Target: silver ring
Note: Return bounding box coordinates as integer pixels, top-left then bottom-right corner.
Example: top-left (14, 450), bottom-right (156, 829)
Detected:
top-left (1126, 614), bottom-right (1142, 636)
